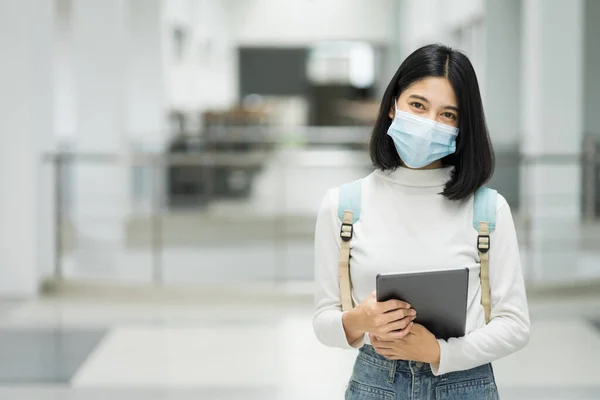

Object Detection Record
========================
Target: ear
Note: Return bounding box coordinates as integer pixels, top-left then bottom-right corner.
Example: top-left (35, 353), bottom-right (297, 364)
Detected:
top-left (388, 99), bottom-right (396, 119)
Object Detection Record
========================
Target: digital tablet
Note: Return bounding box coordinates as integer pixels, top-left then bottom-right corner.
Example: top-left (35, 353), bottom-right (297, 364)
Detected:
top-left (376, 268), bottom-right (469, 340)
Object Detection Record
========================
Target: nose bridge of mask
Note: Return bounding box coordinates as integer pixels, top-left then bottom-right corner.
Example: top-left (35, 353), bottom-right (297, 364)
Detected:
top-left (397, 114), bottom-right (435, 140)
top-left (397, 110), bottom-right (458, 136)
top-left (394, 102), bottom-right (432, 139)
top-left (394, 101), bottom-right (458, 136)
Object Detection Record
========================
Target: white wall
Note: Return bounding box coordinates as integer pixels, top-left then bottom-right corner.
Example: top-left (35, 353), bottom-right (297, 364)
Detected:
top-left (164, 0), bottom-right (197, 113)
top-left (398, 0), bottom-right (484, 58)
top-left (482, 0), bottom-right (521, 146)
top-left (584, 0), bottom-right (600, 138)
top-left (228, 0), bottom-right (393, 46)
top-left (520, 0), bottom-right (584, 157)
top-left (0, 0), bottom-right (54, 297)
top-left (398, 0), bottom-right (443, 54)
top-left (164, 0), bottom-right (398, 123)
top-left (195, 0), bottom-right (238, 111)
top-left (396, 0), bottom-right (487, 107)
top-left (54, 0), bottom-right (76, 142)
top-left (396, 0), bottom-right (518, 146)
top-left (439, 0), bottom-right (484, 28)
top-left (165, 0), bottom-right (237, 124)
top-left (519, 0), bottom-right (584, 283)
top-left (127, 0), bottom-right (167, 147)
top-left (55, 0), bottom-right (169, 148)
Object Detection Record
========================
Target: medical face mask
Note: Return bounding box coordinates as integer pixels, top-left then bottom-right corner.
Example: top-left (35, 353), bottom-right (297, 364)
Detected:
top-left (386, 106), bottom-right (459, 169)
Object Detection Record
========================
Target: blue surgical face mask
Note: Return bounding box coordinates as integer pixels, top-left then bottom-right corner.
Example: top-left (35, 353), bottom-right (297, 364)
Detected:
top-left (386, 105), bottom-right (459, 169)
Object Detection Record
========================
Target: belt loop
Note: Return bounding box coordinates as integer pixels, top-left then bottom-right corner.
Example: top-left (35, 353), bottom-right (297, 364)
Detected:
top-left (388, 360), bottom-right (397, 384)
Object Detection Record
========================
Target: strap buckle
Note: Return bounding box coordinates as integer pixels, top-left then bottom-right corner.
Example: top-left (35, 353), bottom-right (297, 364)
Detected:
top-left (477, 234), bottom-right (490, 253)
top-left (340, 223), bottom-right (353, 242)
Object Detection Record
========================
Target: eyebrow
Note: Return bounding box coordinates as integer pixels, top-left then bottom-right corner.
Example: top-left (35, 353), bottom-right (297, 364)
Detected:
top-left (443, 105), bottom-right (459, 113)
top-left (408, 94), bottom-right (459, 113)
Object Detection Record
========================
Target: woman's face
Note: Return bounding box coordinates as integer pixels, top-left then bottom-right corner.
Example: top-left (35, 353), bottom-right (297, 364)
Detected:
top-left (389, 77), bottom-right (459, 128)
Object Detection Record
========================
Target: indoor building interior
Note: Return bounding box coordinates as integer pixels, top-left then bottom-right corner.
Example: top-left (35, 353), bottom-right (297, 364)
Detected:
top-left (0, 0), bottom-right (599, 399)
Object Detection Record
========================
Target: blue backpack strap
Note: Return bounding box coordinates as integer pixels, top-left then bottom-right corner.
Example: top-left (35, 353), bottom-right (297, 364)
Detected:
top-left (338, 179), bottom-right (362, 225)
top-left (473, 186), bottom-right (498, 233)
top-left (473, 186), bottom-right (497, 324)
top-left (337, 179), bottom-right (362, 312)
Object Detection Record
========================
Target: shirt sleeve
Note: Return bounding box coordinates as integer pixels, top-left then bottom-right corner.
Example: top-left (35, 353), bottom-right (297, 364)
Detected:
top-left (312, 188), bottom-right (365, 349)
top-left (430, 196), bottom-right (531, 376)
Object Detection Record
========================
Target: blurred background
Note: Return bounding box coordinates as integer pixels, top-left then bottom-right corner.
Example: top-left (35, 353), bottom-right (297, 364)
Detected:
top-left (0, 0), bottom-right (598, 399)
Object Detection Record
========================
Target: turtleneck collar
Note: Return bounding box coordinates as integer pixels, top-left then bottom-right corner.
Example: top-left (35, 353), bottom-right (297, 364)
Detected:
top-left (375, 166), bottom-right (454, 187)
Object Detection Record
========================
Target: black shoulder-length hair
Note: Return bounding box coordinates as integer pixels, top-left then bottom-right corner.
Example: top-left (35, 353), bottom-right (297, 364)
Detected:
top-left (370, 43), bottom-right (494, 201)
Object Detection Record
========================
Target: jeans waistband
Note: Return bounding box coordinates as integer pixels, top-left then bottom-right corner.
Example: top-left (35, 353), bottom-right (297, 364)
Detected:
top-left (358, 344), bottom-right (433, 374)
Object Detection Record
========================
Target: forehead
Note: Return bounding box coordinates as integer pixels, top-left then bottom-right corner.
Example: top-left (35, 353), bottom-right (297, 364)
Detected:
top-left (402, 77), bottom-right (457, 105)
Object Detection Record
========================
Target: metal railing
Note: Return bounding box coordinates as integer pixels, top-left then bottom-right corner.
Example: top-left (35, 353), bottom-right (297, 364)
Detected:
top-left (43, 132), bottom-right (600, 287)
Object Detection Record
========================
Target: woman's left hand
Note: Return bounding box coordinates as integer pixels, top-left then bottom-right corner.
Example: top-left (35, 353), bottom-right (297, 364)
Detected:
top-left (369, 323), bottom-right (440, 364)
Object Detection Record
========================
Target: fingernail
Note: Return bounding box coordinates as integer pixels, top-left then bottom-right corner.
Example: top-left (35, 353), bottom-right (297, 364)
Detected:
top-left (410, 310), bottom-right (416, 316)
top-left (405, 303), bottom-right (411, 309)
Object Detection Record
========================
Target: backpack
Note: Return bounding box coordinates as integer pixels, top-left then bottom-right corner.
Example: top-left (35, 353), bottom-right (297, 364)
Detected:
top-left (337, 179), bottom-right (497, 324)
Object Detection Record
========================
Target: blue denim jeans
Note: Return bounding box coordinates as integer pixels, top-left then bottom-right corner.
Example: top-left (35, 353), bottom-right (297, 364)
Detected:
top-left (345, 345), bottom-right (500, 400)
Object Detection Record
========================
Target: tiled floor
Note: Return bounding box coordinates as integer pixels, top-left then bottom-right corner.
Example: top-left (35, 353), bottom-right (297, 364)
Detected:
top-left (0, 291), bottom-right (598, 399)
top-left (0, 329), bottom-right (105, 383)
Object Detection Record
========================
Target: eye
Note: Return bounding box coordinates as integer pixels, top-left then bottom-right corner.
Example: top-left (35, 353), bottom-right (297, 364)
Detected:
top-left (442, 112), bottom-right (457, 120)
top-left (410, 102), bottom-right (425, 110)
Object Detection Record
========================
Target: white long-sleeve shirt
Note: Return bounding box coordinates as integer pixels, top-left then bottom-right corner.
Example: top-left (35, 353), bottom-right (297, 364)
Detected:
top-left (313, 166), bottom-right (530, 376)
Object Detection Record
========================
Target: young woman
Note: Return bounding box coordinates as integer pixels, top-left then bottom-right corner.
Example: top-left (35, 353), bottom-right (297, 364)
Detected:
top-left (313, 44), bottom-right (530, 399)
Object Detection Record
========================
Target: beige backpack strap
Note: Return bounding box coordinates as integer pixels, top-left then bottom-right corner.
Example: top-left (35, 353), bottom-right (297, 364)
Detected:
top-left (474, 186), bottom-right (497, 324)
top-left (478, 221), bottom-right (491, 323)
top-left (339, 210), bottom-right (354, 312)
top-left (337, 179), bottom-right (362, 312)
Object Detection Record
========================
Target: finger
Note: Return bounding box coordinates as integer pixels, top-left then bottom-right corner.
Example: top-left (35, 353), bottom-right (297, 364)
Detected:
top-left (382, 316), bottom-right (415, 333)
top-left (385, 322), bottom-right (414, 340)
top-left (372, 340), bottom-right (394, 350)
top-left (379, 299), bottom-right (411, 313)
top-left (368, 334), bottom-right (377, 345)
top-left (370, 334), bottom-right (393, 349)
top-left (377, 316), bottom-right (415, 337)
top-left (370, 332), bottom-right (396, 345)
top-left (381, 309), bottom-right (416, 325)
top-left (379, 350), bottom-right (399, 359)
top-left (372, 345), bottom-right (393, 356)
top-left (379, 308), bottom-right (414, 325)
top-left (369, 334), bottom-right (381, 347)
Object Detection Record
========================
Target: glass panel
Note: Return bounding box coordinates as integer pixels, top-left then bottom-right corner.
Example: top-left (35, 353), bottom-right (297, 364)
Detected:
top-left (57, 156), bottom-right (154, 284)
top-left (48, 134), bottom-right (600, 287)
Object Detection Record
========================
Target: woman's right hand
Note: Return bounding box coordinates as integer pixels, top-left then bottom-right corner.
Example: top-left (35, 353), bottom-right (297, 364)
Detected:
top-left (356, 291), bottom-right (416, 340)
top-left (342, 291), bottom-right (416, 345)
